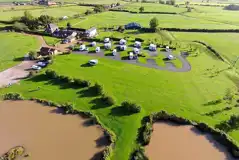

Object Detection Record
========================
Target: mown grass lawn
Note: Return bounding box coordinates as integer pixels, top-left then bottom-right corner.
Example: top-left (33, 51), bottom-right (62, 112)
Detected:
top-left (43, 36), bottom-right (61, 46)
top-left (1, 50), bottom-right (239, 159)
top-left (172, 32), bottom-right (239, 67)
top-left (58, 11), bottom-right (238, 29)
top-left (0, 32), bottom-right (39, 72)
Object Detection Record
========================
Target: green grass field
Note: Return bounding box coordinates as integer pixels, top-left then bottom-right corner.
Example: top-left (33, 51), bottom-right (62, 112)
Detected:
top-left (172, 32), bottom-right (239, 67)
top-left (43, 36), bottom-right (61, 46)
top-left (1, 49), bottom-right (239, 159)
top-left (0, 32), bottom-right (39, 72)
top-left (59, 11), bottom-right (239, 29)
top-left (123, 2), bottom-right (186, 13)
top-left (0, 5), bottom-right (93, 21)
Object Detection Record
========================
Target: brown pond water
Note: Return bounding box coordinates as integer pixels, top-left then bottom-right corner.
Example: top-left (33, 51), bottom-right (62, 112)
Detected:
top-left (0, 101), bottom-right (108, 160)
top-left (146, 122), bottom-right (236, 160)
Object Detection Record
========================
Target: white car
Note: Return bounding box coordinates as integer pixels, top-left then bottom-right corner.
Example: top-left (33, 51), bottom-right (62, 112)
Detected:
top-left (37, 62), bottom-right (47, 67)
top-left (31, 65), bottom-right (41, 70)
top-left (88, 59), bottom-right (98, 66)
top-left (167, 55), bottom-right (174, 60)
top-left (95, 47), bottom-right (101, 53)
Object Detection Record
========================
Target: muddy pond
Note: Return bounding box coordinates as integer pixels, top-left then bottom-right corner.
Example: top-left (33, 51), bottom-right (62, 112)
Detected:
top-left (146, 122), bottom-right (236, 160)
top-left (0, 101), bottom-right (108, 160)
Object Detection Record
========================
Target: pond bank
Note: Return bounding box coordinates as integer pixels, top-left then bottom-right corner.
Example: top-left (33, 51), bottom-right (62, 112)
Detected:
top-left (0, 100), bottom-right (108, 160)
top-left (145, 122), bottom-right (236, 160)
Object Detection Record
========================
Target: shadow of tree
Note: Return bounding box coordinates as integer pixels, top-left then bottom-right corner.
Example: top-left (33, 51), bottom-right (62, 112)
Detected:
top-left (90, 98), bottom-right (111, 110)
top-left (81, 63), bottom-right (93, 67)
top-left (110, 106), bottom-right (132, 116)
top-left (90, 151), bottom-right (104, 160)
top-left (95, 134), bottom-right (111, 148)
top-left (77, 87), bottom-right (98, 97)
top-left (13, 57), bottom-right (25, 62)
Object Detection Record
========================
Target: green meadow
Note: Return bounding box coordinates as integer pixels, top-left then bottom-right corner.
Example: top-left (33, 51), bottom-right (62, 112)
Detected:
top-left (0, 5), bottom-right (93, 21)
top-left (172, 32), bottom-right (239, 66)
top-left (0, 32), bottom-right (39, 72)
top-left (59, 11), bottom-right (238, 29)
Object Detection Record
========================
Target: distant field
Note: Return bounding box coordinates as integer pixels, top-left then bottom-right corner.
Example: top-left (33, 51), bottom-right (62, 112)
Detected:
top-left (59, 11), bottom-right (238, 29)
top-left (123, 3), bottom-right (186, 13)
top-left (0, 32), bottom-right (39, 72)
top-left (0, 5), bottom-right (93, 21)
top-left (184, 5), bottom-right (239, 26)
top-left (172, 32), bottom-right (239, 66)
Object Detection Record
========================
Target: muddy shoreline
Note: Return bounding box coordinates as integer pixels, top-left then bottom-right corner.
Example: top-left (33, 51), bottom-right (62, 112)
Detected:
top-left (0, 100), bottom-right (108, 160)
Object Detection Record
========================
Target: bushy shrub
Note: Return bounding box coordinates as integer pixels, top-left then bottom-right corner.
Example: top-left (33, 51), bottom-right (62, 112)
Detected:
top-left (216, 115), bottom-right (239, 132)
top-left (28, 71), bottom-right (36, 77)
top-left (121, 101), bottom-right (141, 114)
top-left (59, 103), bottom-right (76, 114)
top-left (92, 83), bottom-right (104, 95)
top-left (101, 94), bottom-right (115, 106)
top-left (3, 93), bottom-right (23, 100)
top-left (131, 147), bottom-right (149, 160)
top-left (28, 51), bottom-right (37, 60)
top-left (45, 70), bottom-right (58, 79)
top-left (72, 78), bottom-right (91, 87)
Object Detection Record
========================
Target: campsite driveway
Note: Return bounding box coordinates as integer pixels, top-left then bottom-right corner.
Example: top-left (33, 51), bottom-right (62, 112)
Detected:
top-left (73, 50), bottom-right (191, 72)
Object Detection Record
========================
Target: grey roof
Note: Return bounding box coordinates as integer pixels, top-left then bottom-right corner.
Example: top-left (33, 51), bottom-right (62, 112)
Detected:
top-left (86, 27), bottom-right (97, 32)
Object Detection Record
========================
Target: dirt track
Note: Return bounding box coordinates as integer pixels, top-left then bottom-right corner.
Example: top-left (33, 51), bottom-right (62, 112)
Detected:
top-left (0, 60), bottom-right (35, 88)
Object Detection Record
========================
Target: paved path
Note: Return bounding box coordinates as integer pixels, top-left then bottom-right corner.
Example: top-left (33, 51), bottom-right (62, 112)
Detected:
top-left (73, 50), bottom-right (191, 72)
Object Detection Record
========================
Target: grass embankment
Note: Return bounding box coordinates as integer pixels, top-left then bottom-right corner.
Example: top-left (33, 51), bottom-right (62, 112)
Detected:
top-left (1, 50), bottom-right (239, 159)
top-left (0, 32), bottom-right (39, 72)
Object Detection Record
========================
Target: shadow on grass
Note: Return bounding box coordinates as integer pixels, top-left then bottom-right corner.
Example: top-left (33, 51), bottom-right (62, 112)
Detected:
top-left (13, 57), bottom-right (25, 62)
top-left (26, 74), bottom-right (48, 82)
top-left (95, 134), bottom-right (111, 148)
top-left (105, 53), bottom-right (113, 56)
top-left (90, 98), bottom-right (111, 110)
top-left (121, 56), bottom-right (129, 60)
top-left (110, 106), bottom-right (132, 116)
top-left (77, 87), bottom-right (98, 97)
top-left (81, 63), bottom-right (93, 67)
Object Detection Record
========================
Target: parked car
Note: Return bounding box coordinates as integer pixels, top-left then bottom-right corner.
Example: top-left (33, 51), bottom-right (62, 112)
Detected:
top-left (37, 62), bottom-right (47, 67)
top-left (95, 47), bottom-right (101, 53)
top-left (167, 54), bottom-right (174, 60)
top-left (31, 65), bottom-right (41, 70)
top-left (88, 59), bottom-right (98, 66)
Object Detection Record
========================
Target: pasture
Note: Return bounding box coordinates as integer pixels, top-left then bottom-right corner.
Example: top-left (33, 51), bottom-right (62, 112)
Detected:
top-left (172, 32), bottom-right (239, 67)
top-left (0, 5), bottom-right (93, 21)
top-left (59, 11), bottom-right (239, 29)
top-left (1, 48), bottom-right (239, 159)
top-left (0, 32), bottom-right (39, 72)
top-left (123, 2), bottom-right (186, 13)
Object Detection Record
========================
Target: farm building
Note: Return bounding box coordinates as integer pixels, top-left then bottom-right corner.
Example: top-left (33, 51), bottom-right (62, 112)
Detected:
top-left (39, 47), bottom-right (58, 56)
top-left (125, 22), bottom-right (141, 30)
top-left (62, 32), bottom-right (77, 44)
top-left (85, 27), bottom-right (97, 38)
top-left (45, 23), bottom-right (59, 34)
top-left (119, 39), bottom-right (127, 45)
top-left (149, 44), bottom-right (157, 51)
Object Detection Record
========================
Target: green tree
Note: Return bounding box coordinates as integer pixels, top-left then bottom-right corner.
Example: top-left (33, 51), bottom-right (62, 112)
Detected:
top-left (93, 5), bottom-right (105, 13)
top-left (12, 22), bottom-right (28, 31)
top-left (20, 11), bottom-right (38, 30)
top-left (67, 22), bottom-right (71, 29)
top-left (38, 15), bottom-right (55, 26)
top-left (85, 9), bottom-right (93, 15)
top-left (139, 6), bottom-right (144, 12)
top-left (28, 51), bottom-right (37, 60)
top-left (149, 17), bottom-right (159, 30)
